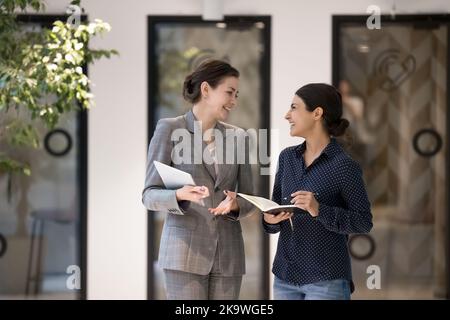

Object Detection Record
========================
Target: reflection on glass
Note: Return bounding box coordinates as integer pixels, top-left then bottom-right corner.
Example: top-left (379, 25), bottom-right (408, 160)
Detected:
top-left (0, 109), bottom-right (81, 299)
top-left (339, 23), bottom-right (448, 299)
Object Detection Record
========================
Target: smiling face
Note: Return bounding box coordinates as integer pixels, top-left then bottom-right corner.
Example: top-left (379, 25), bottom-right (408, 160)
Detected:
top-left (201, 76), bottom-right (239, 122)
top-left (285, 94), bottom-right (323, 137)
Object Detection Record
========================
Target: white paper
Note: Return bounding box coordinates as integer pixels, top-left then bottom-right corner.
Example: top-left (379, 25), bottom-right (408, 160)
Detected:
top-left (153, 161), bottom-right (196, 189)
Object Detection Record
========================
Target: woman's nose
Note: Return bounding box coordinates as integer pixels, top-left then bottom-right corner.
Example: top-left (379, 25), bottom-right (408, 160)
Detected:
top-left (230, 96), bottom-right (237, 107)
top-left (284, 111), bottom-right (290, 120)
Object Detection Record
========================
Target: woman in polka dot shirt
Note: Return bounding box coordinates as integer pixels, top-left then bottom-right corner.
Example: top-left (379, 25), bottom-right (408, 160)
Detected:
top-left (263, 83), bottom-right (373, 300)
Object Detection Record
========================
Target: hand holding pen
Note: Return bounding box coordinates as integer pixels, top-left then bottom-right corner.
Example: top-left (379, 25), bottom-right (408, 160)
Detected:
top-left (281, 191), bottom-right (319, 231)
top-left (289, 191), bottom-right (319, 217)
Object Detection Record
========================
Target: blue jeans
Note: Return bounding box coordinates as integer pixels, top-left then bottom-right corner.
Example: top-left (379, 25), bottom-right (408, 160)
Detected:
top-left (273, 276), bottom-right (351, 300)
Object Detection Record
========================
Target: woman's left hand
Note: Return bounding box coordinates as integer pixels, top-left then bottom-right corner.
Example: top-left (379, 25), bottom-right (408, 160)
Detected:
top-left (290, 191), bottom-right (319, 217)
top-left (208, 190), bottom-right (239, 215)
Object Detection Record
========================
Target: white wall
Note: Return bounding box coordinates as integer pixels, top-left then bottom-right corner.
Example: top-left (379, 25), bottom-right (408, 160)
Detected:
top-left (42, 0), bottom-right (450, 299)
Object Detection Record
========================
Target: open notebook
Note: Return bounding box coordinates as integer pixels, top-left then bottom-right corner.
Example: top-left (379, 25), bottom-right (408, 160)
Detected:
top-left (237, 193), bottom-right (297, 215)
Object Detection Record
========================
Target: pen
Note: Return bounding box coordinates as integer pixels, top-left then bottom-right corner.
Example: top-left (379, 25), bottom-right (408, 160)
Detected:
top-left (283, 192), bottom-right (318, 202)
top-left (283, 193), bottom-right (318, 231)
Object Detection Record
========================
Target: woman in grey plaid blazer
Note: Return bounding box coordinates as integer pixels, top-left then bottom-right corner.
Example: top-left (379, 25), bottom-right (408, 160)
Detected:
top-left (142, 60), bottom-right (255, 300)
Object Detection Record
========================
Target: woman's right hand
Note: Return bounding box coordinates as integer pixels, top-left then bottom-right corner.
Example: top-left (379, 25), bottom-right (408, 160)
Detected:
top-left (176, 185), bottom-right (210, 203)
top-left (263, 211), bottom-right (293, 224)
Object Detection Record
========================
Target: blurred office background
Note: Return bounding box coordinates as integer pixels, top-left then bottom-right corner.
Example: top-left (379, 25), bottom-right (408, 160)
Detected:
top-left (0, 0), bottom-right (449, 299)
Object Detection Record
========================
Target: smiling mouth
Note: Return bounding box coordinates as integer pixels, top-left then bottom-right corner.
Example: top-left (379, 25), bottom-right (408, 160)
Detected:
top-left (223, 106), bottom-right (232, 112)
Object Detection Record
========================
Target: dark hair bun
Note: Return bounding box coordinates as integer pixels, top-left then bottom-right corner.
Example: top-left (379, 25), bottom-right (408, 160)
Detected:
top-left (182, 75), bottom-right (200, 104)
top-left (328, 118), bottom-right (349, 137)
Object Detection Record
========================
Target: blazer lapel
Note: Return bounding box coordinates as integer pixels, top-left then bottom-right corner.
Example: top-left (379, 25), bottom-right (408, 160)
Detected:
top-left (184, 110), bottom-right (217, 181)
top-left (202, 140), bottom-right (217, 181)
top-left (214, 121), bottom-right (233, 189)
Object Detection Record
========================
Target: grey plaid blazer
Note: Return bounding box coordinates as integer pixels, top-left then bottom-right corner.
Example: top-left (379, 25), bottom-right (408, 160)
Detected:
top-left (142, 110), bottom-right (255, 276)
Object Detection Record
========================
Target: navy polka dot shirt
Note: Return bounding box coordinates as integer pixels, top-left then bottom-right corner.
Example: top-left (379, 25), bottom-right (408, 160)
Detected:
top-left (263, 138), bottom-right (373, 292)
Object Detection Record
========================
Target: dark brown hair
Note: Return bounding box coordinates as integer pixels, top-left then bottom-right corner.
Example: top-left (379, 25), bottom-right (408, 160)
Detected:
top-left (295, 83), bottom-right (349, 137)
top-left (182, 60), bottom-right (240, 104)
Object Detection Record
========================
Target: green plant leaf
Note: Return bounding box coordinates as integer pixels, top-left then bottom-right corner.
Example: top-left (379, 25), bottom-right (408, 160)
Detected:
top-left (0, 0), bottom-right (118, 176)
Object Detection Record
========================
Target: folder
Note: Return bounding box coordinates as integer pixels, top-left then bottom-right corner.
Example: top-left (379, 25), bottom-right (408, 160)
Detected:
top-left (153, 161), bottom-right (196, 189)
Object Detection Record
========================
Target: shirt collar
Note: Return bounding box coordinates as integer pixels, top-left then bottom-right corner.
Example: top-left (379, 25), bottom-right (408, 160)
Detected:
top-left (184, 109), bottom-right (227, 136)
top-left (295, 137), bottom-right (342, 159)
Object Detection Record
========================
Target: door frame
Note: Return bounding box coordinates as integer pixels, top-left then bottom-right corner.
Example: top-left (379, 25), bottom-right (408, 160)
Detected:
top-left (147, 15), bottom-right (272, 300)
top-left (15, 14), bottom-right (88, 300)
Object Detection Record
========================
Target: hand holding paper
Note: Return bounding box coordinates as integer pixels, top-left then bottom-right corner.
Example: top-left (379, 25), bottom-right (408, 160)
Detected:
top-left (176, 185), bottom-right (210, 204)
top-left (153, 161), bottom-right (209, 205)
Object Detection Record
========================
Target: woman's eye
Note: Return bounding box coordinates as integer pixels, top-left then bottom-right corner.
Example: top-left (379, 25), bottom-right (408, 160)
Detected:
top-left (227, 91), bottom-right (238, 98)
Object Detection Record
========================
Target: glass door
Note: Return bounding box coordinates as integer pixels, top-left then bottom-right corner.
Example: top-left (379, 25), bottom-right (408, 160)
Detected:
top-left (0, 15), bottom-right (87, 300)
top-left (147, 16), bottom-right (271, 299)
top-left (333, 15), bottom-right (449, 299)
